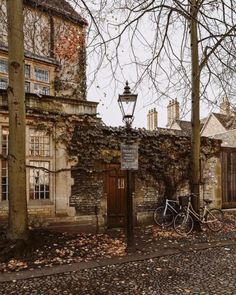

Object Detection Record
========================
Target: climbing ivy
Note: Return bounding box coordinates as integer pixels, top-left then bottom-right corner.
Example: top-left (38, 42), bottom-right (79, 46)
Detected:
top-left (58, 115), bottom-right (222, 197)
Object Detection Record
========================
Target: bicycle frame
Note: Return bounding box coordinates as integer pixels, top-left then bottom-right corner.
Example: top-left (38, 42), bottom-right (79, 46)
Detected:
top-left (164, 199), bottom-right (179, 215)
top-left (174, 195), bottom-right (224, 235)
top-left (185, 200), bottom-right (213, 224)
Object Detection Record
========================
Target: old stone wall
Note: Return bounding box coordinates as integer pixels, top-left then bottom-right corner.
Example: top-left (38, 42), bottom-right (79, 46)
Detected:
top-left (66, 120), bottom-right (222, 226)
top-left (0, 112), bottom-right (223, 228)
top-left (0, 202), bottom-right (54, 227)
top-left (70, 170), bottom-right (104, 216)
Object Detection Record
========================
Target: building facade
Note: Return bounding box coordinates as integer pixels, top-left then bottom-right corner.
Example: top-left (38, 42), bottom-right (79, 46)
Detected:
top-left (201, 97), bottom-right (236, 208)
top-left (0, 0), bottom-right (87, 99)
top-left (0, 0), bottom-right (98, 225)
top-left (147, 96), bottom-right (236, 209)
top-left (0, 0), bottom-right (226, 229)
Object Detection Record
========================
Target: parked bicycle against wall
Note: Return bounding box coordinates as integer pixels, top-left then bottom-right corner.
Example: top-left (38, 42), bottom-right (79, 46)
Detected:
top-left (153, 198), bottom-right (182, 227)
top-left (174, 194), bottom-right (224, 236)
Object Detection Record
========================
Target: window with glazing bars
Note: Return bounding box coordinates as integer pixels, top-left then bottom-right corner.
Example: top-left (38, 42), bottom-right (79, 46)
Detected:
top-left (0, 59), bottom-right (8, 73)
top-left (34, 68), bottom-right (49, 82)
top-left (1, 160), bottom-right (8, 201)
top-left (29, 161), bottom-right (50, 200)
top-left (1, 129), bottom-right (8, 201)
top-left (25, 81), bottom-right (30, 93)
top-left (34, 83), bottom-right (50, 95)
top-left (2, 128), bottom-right (8, 156)
top-left (25, 64), bottom-right (30, 79)
top-left (0, 78), bottom-right (7, 90)
top-left (29, 129), bottom-right (50, 157)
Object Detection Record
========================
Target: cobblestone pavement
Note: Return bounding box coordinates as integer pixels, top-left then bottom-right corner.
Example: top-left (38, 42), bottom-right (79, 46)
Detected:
top-left (1, 244), bottom-right (236, 295)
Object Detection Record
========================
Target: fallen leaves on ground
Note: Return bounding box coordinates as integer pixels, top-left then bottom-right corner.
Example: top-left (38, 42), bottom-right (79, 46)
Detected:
top-left (0, 212), bottom-right (235, 274)
top-left (0, 231), bottom-right (126, 273)
top-left (152, 211), bottom-right (236, 243)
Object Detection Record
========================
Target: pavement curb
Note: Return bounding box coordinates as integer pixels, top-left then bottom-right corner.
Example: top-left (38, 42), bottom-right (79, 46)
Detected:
top-left (0, 239), bottom-right (235, 283)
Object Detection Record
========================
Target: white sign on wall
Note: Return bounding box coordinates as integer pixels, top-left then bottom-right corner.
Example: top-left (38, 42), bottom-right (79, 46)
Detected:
top-left (120, 143), bottom-right (138, 170)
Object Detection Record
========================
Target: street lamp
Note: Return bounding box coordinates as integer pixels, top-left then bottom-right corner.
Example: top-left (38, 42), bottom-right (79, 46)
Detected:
top-left (118, 81), bottom-right (137, 129)
top-left (118, 81), bottom-right (138, 249)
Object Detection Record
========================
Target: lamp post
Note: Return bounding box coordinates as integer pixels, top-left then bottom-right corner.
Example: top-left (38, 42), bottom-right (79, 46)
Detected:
top-left (118, 81), bottom-right (138, 249)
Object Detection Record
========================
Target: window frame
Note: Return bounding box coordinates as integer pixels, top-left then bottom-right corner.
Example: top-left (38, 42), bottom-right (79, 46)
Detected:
top-left (24, 64), bottom-right (31, 79)
top-left (0, 77), bottom-right (8, 90)
top-left (0, 59), bottom-right (8, 74)
top-left (25, 81), bottom-right (31, 93)
top-left (1, 160), bottom-right (8, 201)
top-left (1, 128), bottom-right (9, 201)
top-left (29, 161), bottom-right (50, 200)
top-left (34, 67), bottom-right (49, 83)
top-left (34, 83), bottom-right (50, 95)
top-left (29, 129), bottom-right (50, 157)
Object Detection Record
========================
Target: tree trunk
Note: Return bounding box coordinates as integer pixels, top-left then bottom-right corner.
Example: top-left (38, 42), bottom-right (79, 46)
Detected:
top-left (7, 0), bottom-right (28, 241)
top-left (190, 0), bottom-right (201, 214)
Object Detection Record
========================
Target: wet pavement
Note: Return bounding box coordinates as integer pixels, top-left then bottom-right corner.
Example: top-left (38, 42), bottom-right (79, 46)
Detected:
top-left (1, 244), bottom-right (236, 294)
top-left (1, 211), bottom-right (236, 294)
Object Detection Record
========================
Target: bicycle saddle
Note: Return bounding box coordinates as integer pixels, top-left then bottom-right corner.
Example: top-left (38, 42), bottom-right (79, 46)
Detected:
top-left (203, 199), bottom-right (212, 204)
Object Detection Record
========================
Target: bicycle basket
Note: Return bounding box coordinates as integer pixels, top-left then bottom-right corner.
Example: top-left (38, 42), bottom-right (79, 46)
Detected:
top-left (178, 195), bottom-right (190, 206)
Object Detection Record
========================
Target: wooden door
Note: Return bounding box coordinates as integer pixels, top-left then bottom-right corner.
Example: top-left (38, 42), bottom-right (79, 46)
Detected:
top-left (106, 165), bottom-right (126, 228)
top-left (221, 148), bottom-right (236, 208)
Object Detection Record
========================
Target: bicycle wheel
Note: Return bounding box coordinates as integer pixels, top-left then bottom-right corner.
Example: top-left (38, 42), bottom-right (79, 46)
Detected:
top-left (174, 212), bottom-right (194, 236)
top-left (153, 206), bottom-right (174, 227)
top-left (206, 209), bottom-right (224, 232)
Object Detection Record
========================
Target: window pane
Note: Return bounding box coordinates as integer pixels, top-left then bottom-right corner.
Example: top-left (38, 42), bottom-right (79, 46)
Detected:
top-left (1, 129), bottom-right (9, 200)
top-left (0, 59), bottom-right (8, 73)
top-left (1, 160), bottom-right (8, 201)
top-left (0, 78), bottom-right (7, 90)
top-left (2, 129), bottom-right (8, 156)
top-left (34, 83), bottom-right (50, 95)
top-left (25, 81), bottom-right (30, 93)
top-left (34, 68), bottom-right (49, 82)
top-left (25, 64), bottom-right (30, 79)
top-left (29, 161), bottom-right (50, 200)
top-left (29, 129), bottom-right (50, 157)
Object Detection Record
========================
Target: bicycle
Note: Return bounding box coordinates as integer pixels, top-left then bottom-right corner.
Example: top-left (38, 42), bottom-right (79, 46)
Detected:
top-left (174, 194), bottom-right (224, 236)
top-left (154, 198), bottom-right (181, 227)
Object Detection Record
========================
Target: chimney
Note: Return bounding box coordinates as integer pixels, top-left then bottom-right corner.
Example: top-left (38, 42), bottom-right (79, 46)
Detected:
top-left (220, 96), bottom-right (230, 116)
top-left (166, 98), bottom-right (180, 127)
top-left (147, 108), bottom-right (158, 130)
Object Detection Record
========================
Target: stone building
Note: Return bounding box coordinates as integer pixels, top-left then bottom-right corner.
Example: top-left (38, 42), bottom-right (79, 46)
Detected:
top-left (0, 0), bottom-right (225, 230)
top-left (147, 96), bottom-right (236, 209)
top-left (201, 97), bottom-right (236, 147)
top-left (0, 0), bottom-right (98, 223)
top-left (201, 97), bottom-right (236, 208)
top-left (0, 0), bottom-right (87, 99)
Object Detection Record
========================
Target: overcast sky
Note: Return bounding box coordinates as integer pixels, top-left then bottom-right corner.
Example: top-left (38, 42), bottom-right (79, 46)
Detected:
top-left (74, 1), bottom-right (222, 129)
top-left (87, 79), bottom-right (170, 129)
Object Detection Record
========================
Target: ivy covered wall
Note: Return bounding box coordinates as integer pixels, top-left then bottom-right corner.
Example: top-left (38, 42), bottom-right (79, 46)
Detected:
top-left (64, 117), bottom-right (222, 225)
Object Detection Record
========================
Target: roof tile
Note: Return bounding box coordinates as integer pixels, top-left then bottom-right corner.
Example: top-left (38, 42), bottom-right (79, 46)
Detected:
top-left (24, 0), bottom-right (88, 26)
